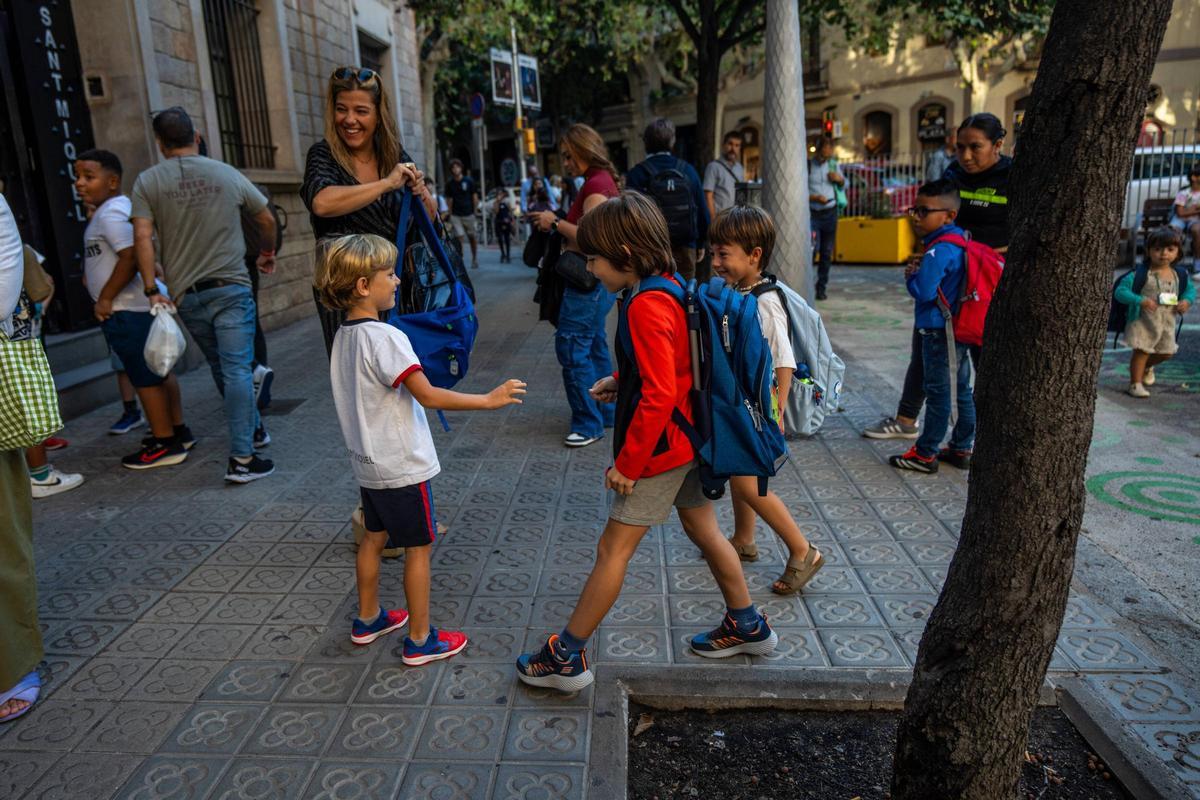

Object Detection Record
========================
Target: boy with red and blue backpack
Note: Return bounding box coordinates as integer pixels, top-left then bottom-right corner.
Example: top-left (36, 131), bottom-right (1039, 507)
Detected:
top-left (890, 179), bottom-right (979, 474)
top-left (516, 193), bottom-right (778, 692)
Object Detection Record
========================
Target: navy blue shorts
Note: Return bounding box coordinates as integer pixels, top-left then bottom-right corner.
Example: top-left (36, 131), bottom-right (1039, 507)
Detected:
top-left (360, 481), bottom-right (437, 549)
top-left (101, 311), bottom-right (165, 388)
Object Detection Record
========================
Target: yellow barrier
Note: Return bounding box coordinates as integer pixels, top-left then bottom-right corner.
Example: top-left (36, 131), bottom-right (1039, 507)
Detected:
top-left (834, 216), bottom-right (917, 265)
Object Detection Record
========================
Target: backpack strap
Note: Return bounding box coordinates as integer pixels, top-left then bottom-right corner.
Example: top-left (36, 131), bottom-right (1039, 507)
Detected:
top-left (929, 236), bottom-right (968, 428)
top-left (396, 189), bottom-right (457, 285)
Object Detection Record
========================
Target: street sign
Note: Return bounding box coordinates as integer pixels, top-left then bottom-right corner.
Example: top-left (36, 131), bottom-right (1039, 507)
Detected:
top-left (500, 158), bottom-right (519, 187)
top-left (469, 92), bottom-right (485, 119)
top-left (471, 118), bottom-right (485, 129)
top-left (489, 49), bottom-right (540, 109)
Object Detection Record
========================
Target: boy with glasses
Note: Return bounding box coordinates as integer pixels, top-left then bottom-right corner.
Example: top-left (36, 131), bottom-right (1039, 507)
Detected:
top-left (889, 180), bottom-right (975, 474)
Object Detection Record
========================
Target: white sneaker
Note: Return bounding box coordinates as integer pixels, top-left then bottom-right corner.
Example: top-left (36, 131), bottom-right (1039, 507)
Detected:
top-left (1142, 367), bottom-right (1155, 386)
top-left (30, 468), bottom-right (85, 499)
top-left (563, 432), bottom-right (601, 448)
top-left (1127, 383), bottom-right (1150, 398)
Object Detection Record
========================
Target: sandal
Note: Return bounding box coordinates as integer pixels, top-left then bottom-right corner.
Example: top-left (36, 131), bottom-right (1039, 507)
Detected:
top-left (728, 538), bottom-right (759, 562)
top-left (771, 547), bottom-right (825, 595)
top-left (0, 670), bottom-right (41, 724)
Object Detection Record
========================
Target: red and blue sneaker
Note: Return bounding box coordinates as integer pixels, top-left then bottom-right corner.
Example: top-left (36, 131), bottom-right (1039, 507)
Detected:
top-left (350, 607), bottom-right (409, 645)
top-left (689, 613), bottom-right (778, 658)
top-left (516, 635), bottom-right (594, 692)
top-left (402, 627), bottom-right (468, 666)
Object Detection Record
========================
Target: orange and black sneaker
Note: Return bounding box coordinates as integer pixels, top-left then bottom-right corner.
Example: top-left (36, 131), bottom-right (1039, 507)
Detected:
top-left (121, 439), bottom-right (189, 470)
top-left (690, 613), bottom-right (778, 658)
top-left (516, 634), bottom-right (594, 692)
top-left (888, 446), bottom-right (938, 474)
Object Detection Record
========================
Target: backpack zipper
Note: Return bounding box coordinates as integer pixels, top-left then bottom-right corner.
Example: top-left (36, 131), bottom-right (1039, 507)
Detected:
top-left (721, 315), bottom-right (731, 352)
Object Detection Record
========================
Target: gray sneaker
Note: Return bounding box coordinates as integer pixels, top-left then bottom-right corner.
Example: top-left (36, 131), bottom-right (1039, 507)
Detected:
top-left (863, 416), bottom-right (919, 439)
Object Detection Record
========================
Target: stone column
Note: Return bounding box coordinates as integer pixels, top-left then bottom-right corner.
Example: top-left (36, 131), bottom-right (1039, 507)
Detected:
top-left (762, 0), bottom-right (812, 300)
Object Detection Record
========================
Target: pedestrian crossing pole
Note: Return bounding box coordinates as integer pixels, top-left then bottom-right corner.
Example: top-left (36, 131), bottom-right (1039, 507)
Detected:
top-left (510, 17), bottom-right (527, 190)
top-left (763, 0), bottom-right (813, 302)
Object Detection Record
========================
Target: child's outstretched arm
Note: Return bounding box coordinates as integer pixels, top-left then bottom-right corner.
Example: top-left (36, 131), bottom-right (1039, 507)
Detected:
top-left (403, 371), bottom-right (526, 411)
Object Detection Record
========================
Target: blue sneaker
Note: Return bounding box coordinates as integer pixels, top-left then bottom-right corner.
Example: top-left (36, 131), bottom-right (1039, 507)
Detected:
top-left (689, 613), bottom-right (778, 658)
top-left (109, 408), bottom-right (145, 435)
top-left (516, 635), bottom-right (594, 692)
top-left (402, 627), bottom-right (468, 666)
top-left (350, 607), bottom-right (409, 645)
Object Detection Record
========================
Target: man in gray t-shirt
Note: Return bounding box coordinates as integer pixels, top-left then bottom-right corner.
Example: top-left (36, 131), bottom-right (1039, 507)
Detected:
top-left (131, 107), bottom-right (278, 483)
top-left (703, 131), bottom-right (745, 219)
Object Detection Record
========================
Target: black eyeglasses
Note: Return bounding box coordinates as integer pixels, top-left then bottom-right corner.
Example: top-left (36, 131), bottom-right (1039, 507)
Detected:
top-left (908, 205), bottom-right (952, 219)
top-left (332, 67), bottom-right (380, 84)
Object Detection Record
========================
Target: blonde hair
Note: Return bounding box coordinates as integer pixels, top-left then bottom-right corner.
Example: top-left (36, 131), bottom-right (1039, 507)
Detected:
top-left (324, 69), bottom-right (402, 179)
top-left (314, 234), bottom-right (397, 311)
top-left (561, 123), bottom-right (618, 182)
top-left (576, 192), bottom-right (674, 279)
top-left (709, 205), bottom-right (777, 271)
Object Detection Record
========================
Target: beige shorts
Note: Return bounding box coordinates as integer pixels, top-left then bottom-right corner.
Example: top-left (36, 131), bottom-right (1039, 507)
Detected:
top-left (608, 461), bottom-right (709, 527)
top-left (1125, 310), bottom-right (1179, 355)
top-left (448, 214), bottom-right (475, 240)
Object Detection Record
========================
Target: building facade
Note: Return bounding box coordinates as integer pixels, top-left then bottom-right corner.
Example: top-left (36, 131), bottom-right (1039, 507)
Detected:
top-left (595, 0), bottom-right (1198, 175)
top-left (1, 0), bottom-right (426, 337)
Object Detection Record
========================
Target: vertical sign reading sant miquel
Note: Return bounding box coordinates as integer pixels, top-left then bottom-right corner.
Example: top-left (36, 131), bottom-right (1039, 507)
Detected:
top-left (5, 0), bottom-right (95, 329)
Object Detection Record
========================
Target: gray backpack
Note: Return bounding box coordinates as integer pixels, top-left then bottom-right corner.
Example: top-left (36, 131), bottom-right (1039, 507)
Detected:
top-left (752, 275), bottom-right (845, 437)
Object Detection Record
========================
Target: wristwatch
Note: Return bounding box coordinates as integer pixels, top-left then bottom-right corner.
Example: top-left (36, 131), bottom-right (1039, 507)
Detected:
top-left (143, 285), bottom-right (159, 297)
top-left (550, 219), bottom-right (559, 234)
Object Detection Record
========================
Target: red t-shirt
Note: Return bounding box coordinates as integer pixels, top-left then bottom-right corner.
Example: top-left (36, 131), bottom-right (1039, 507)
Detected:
top-left (566, 166), bottom-right (619, 224)
top-left (614, 283), bottom-right (696, 479)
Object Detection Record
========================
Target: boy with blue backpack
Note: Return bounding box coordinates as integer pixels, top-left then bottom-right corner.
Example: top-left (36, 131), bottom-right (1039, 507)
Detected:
top-left (516, 193), bottom-right (778, 692)
top-left (710, 206), bottom-right (824, 595)
top-left (889, 180), bottom-right (977, 474)
top-left (314, 233), bottom-right (525, 664)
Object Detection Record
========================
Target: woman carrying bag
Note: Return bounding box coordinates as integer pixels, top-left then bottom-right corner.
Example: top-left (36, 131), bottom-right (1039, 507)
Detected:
top-left (0, 194), bottom-right (55, 723)
top-left (529, 125), bottom-right (620, 448)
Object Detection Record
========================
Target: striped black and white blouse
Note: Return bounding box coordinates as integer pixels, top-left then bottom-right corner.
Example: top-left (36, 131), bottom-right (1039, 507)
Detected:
top-left (300, 139), bottom-right (415, 242)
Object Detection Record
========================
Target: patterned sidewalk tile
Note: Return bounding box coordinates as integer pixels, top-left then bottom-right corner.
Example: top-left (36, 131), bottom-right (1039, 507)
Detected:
top-left (12, 262), bottom-right (1194, 799)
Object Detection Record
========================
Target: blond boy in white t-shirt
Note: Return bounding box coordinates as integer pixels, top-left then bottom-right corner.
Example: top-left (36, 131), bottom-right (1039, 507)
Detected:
top-left (314, 234), bottom-right (525, 665)
top-left (709, 206), bottom-right (824, 595)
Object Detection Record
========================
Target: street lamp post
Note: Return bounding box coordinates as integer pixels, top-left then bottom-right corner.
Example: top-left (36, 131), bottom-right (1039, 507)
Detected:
top-left (511, 18), bottom-right (528, 190)
top-left (762, 0), bottom-right (812, 301)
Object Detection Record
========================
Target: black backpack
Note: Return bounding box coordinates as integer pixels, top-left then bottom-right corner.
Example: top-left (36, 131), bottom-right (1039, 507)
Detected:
top-left (645, 159), bottom-right (697, 247)
top-left (1107, 263), bottom-right (1189, 345)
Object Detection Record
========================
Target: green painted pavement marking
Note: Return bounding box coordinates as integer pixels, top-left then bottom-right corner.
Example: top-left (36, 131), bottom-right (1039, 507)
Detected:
top-left (1127, 420), bottom-right (1152, 427)
top-left (1135, 457), bottom-right (1163, 464)
top-left (1087, 471), bottom-right (1200, 526)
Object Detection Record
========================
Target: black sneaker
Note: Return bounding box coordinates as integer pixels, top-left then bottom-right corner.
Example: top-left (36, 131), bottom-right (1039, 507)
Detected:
top-left (142, 425), bottom-right (196, 451)
top-left (122, 439), bottom-right (189, 470)
top-left (936, 448), bottom-right (972, 470)
top-left (253, 425), bottom-right (271, 449)
top-left (225, 455), bottom-right (275, 483)
top-left (889, 446), bottom-right (939, 474)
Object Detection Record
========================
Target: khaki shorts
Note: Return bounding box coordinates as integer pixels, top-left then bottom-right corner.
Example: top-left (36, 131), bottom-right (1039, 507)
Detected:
top-left (609, 461), bottom-right (709, 527)
top-left (448, 214), bottom-right (475, 240)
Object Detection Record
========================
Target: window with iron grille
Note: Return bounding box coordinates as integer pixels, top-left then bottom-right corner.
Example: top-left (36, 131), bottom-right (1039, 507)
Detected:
top-left (201, 0), bottom-right (274, 169)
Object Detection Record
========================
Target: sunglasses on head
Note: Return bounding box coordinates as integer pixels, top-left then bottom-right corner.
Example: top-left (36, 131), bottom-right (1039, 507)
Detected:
top-left (332, 67), bottom-right (380, 84)
top-left (908, 205), bottom-right (952, 219)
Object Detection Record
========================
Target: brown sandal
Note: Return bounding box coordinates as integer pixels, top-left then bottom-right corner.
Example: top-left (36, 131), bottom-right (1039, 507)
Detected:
top-left (728, 538), bottom-right (759, 562)
top-left (772, 547), bottom-right (825, 595)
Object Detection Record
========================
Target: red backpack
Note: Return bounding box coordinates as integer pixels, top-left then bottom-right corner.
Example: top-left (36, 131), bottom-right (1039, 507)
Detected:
top-left (930, 233), bottom-right (1005, 347)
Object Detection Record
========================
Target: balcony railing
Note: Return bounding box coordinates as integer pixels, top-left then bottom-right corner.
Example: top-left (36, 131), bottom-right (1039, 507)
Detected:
top-left (803, 62), bottom-right (830, 98)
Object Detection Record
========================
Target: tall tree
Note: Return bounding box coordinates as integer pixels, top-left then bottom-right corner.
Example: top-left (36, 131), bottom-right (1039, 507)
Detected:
top-left (890, 0), bottom-right (1173, 797)
top-left (661, 0), bottom-right (765, 166)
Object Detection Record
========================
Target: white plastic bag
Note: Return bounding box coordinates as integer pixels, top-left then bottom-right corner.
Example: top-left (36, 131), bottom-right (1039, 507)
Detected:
top-left (143, 305), bottom-right (186, 377)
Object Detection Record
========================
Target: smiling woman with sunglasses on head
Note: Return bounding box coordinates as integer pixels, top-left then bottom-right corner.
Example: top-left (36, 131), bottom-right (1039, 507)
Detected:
top-left (301, 66), bottom-right (438, 355)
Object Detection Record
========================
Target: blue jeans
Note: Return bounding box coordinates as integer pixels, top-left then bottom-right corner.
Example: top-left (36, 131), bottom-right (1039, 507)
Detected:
top-left (555, 284), bottom-right (616, 438)
top-left (811, 208), bottom-right (838, 292)
top-left (916, 329), bottom-right (975, 458)
top-left (176, 284), bottom-right (260, 457)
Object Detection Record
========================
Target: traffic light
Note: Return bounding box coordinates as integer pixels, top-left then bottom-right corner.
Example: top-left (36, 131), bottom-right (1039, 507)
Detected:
top-left (822, 110), bottom-right (835, 137)
top-left (523, 127), bottom-right (536, 156)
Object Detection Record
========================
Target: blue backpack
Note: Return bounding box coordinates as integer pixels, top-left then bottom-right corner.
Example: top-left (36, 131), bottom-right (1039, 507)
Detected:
top-left (618, 274), bottom-right (788, 499)
top-left (386, 189), bottom-right (478, 395)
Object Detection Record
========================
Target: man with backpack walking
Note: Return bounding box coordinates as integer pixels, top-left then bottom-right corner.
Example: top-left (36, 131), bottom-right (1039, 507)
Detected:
top-left (625, 118), bottom-right (710, 281)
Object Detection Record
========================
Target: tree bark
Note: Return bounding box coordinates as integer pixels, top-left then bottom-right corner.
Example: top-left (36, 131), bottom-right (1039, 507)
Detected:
top-left (694, 37), bottom-right (721, 169)
top-left (890, 1), bottom-right (1173, 798)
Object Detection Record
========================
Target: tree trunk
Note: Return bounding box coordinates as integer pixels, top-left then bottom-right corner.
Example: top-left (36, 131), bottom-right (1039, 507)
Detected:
top-left (693, 32), bottom-right (721, 169)
top-left (890, 1), bottom-right (1173, 798)
top-left (419, 35), bottom-right (448, 182)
